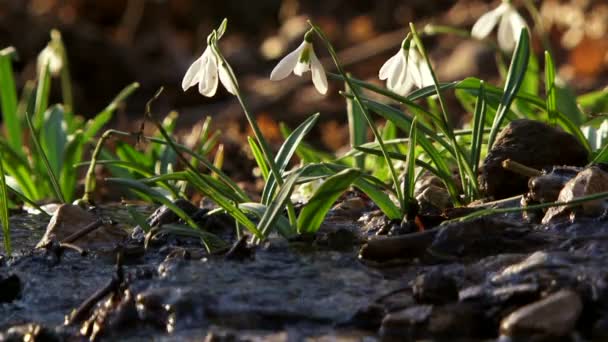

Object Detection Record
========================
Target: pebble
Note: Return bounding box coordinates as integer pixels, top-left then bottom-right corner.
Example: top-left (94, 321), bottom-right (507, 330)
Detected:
top-left (500, 289), bottom-right (582, 338)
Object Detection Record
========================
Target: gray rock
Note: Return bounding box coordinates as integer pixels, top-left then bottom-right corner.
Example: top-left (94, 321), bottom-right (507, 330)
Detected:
top-left (380, 305), bottom-right (433, 341)
top-left (500, 289), bottom-right (582, 338)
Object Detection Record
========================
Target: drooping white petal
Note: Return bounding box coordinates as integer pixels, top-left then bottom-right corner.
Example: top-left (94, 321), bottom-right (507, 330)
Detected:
top-left (198, 48), bottom-right (219, 97)
top-left (385, 53), bottom-right (405, 92)
top-left (379, 52), bottom-right (401, 80)
top-left (508, 9), bottom-right (527, 43)
top-left (218, 61), bottom-right (238, 95)
top-left (497, 11), bottom-right (516, 51)
top-left (310, 52), bottom-right (328, 94)
top-left (293, 60), bottom-right (310, 76)
top-left (418, 61), bottom-right (434, 88)
top-left (471, 2), bottom-right (509, 40)
top-left (270, 41), bottom-right (306, 81)
top-left (181, 55), bottom-right (203, 91)
top-left (394, 72), bottom-right (415, 96)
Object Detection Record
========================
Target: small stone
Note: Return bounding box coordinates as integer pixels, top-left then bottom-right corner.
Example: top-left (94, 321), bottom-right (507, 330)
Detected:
top-left (428, 302), bottom-right (486, 338)
top-left (542, 166), bottom-right (608, 224)
top-left (412, 270), bottom-right (458, 305)
top-left (480, 119), bottom-right (588, 199)
top-left (500, 289), bottom-right (582, 338)
top-left (380, 305), bottom-right (432, 341)
top-left (36, 204), bottom-right (126, 249)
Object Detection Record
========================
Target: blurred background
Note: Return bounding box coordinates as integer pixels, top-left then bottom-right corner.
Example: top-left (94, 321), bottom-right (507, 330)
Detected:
top-left (0, 0), bottom-right (607, 156)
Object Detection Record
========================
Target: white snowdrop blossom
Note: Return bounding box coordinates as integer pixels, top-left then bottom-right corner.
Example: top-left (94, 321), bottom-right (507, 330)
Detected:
top-left (37, 44), bottom-right (63, 76)
top-left (471, 0), bottom-right (527, 52)
top-left (182, 37), bottom-right (237, 97)
top-left (379, 41), bottom-right (433, 96)
top-left (269, 33), bottom-right (328, 95)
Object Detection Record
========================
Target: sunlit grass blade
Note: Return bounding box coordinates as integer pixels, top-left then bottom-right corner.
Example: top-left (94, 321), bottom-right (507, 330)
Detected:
top-left (487, 28), bottom-right (530, 149)
top-left (410, 22), bottom-right (477, 199)
top-left (5, 184), bottom-right (50, 217)
top-left (445, 191), bottom-right (608, 224)
top-left (33, 63), bottom-right (51, 129)
top-left (248, 137), bottom-right (269, 180)
top-left (404, 117), bottom-right (418, 207)
top-left (25, 111), bottom-right (65, 203)
top-left (355, 146), bottom-right (448, 187)
top-left (592, 143), bottom-right (608, 164)
top-left (126, 204), bottom-right (151, 233)
top-left (41, 105), bottom-right (67, 176)
top-left (279, 123), bottom-right (334, 163)
top-left (309, 21), bottom-right (404, 215)
top-left (297, 168), bottom-right (361, 233)
top-left (544, 51), bottom-right (557, 125)
top-left (258, 165), bottom-right (311, 237)
top-left (352, 178), bottom-right (400, 220)
top-left (106, 177), bottom-right (198, 227)
top-left (237, 202), bottom-right (295, 238)
top-left (0, 139), bottom-right (37, 199)
top-left (60, 130), bottom-right (83, 202)
top-left (345, 77), bottom-right (367, 169)
top-left (211, 144), bottom-right (224, 179)
top-left (0, 47), bottom-right (22, 151)
top-left (77, 159), bottom-right (154, 177)
top-left (146, 223), bottom-right (228, 253)
top-left (0, 159), bottom-right (11, 255)
top-left (183, 170), bottom-right (261, 238)
top-left (470, 81), bottom-right (487, 191)
top-left (360, 98), bottom-right (453, 153)
top-left (261, 113), bottom-right (319, 205)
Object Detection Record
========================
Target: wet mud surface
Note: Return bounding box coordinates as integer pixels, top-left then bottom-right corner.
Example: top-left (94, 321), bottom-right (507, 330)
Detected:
top-left (2, 201), bottom-right (608, 341)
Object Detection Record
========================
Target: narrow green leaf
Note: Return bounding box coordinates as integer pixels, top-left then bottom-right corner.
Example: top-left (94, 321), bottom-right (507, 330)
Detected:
top-left (404, 117), bottom-right (418, 202)
top-left (487, 28), bottom-right (530, 149)
top-left (297, 168), bottom-right (361, 233)
top-left (258, 165), bottom-right (312, 236)
top-left (0, 47), bottom-right (21, 151)
top-left (262, 113), bottom-right (319, 204)
top-left (60, 130), bottom-right (84, 202)
top-left (470, 81), bottom-right (487, 187)
top-left (40, 105), bottom-right (67, 176)
top-left (248, 136), bottom-right (269, 180)
top-left (346, 77), bottom-right (366, 169)
top-left (33, 64), bottom-right (51, 129)
top-left (238, 202), bottom-right (295, 238)
top-left (126, 204), bottom-right (151, 233)
top-left (352, 178), bottom-right (400, 220)
top-left (183, 170), bottom-right (261, 237)
top-left (544, 51), bottom-right (557, 125)
top-left (0, 158), bottom-right (11, 255)
top-left (106, 177), bottom-right (198, 228)
top-left (25, 111), bottom-right (65, 203)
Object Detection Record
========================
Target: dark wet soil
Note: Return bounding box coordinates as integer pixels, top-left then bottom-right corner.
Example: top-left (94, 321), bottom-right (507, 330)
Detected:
top-left (2, 200), bottom-right (608, 341)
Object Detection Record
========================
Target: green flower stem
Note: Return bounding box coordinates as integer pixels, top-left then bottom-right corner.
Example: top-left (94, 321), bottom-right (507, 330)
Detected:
top-left (444, 190), bottom-right (608, 225)
top-left (409, 22), bottom-right (478, 198)
top-left (211, 41), bottom-right (298, 227)
top-left (82, 129), bottom-right (118, 204)
top-left (308, 21), bottom-right (406, 214)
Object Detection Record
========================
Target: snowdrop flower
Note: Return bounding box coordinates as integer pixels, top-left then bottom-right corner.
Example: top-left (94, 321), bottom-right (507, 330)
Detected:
top-left (37, 43), bottom-right (63, 76)
top-left (182, 20), bottom-right (237, 97)
top-left (379, 39), bottom-right (433, 96)
top-left (270, 31), bottom-right (328, 95)
top-left (471, 0), bottom-right (527, 52)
